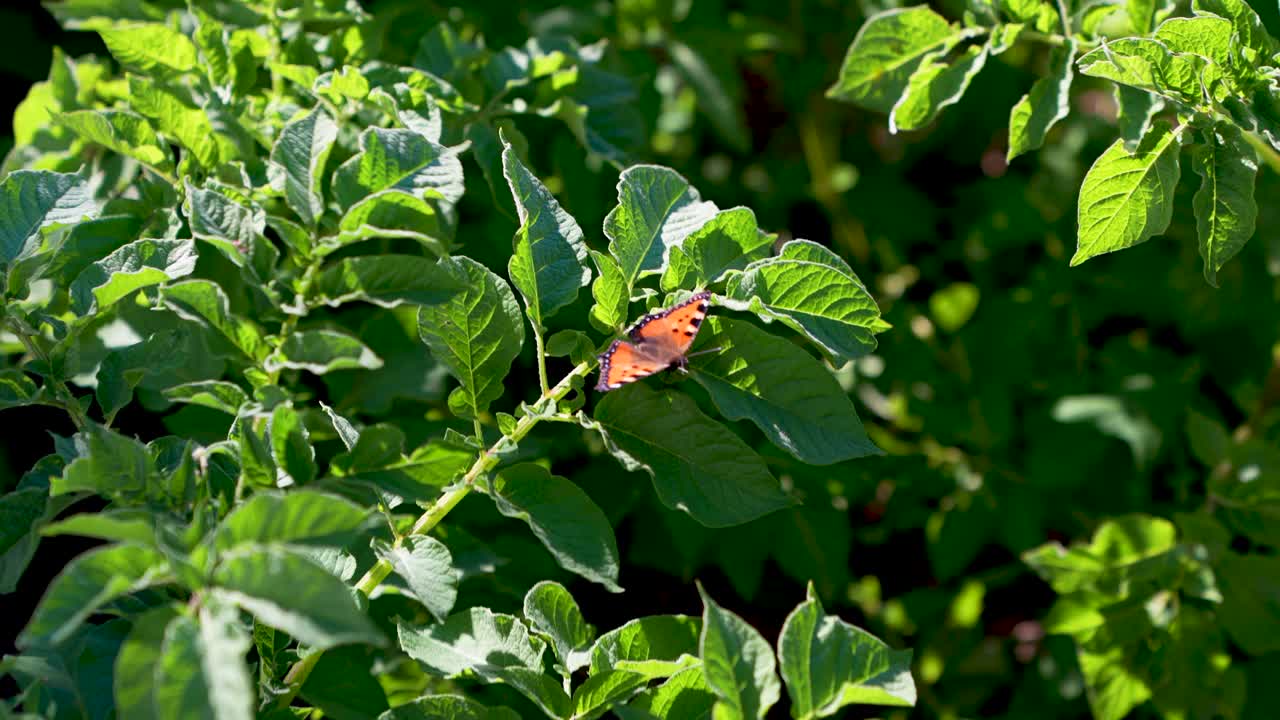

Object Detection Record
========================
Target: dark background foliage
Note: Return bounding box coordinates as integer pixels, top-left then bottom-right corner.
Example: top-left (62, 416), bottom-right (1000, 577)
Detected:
top-left (5, 0), bottom-right (1280, 717)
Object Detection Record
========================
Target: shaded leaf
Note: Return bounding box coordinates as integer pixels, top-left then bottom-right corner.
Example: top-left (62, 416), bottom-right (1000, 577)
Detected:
top-left (698, 584), bottom-right (780, 720)
top-left (374, 535), bottom-right (459, 622)
top-left (268, 329), bottom-right (384, 375)
top-left (69, 237), bottom-right (197, 315)
top-left (312, 255), bottom-right (462, 308)
top-left (606, 165), bottom-right (717, 287)
top-left (0, 169), bottom-right (94, 264)
top-left (523, 580), bottom-right (595, 674)
top-left (154, 601), bottom-right (254, 720)
top-left (1008, 39), bottom-right (1076, 161)
top-left (1192, 122), bottom-right (1257, 285)
top-left (890, 42), bottom-right (989, 133)
top-left (268, 107), bottom-right (338, 227)
top-left (661, 207), bottom-right (772, 292)
top-left (332, 126), bottom-right (463, 210)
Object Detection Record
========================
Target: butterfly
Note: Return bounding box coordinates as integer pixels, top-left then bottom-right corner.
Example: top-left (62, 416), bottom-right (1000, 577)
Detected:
top-left (596, 291), bottom-right (712, 392)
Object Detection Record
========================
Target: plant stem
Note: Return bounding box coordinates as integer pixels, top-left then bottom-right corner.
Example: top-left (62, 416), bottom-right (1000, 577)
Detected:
top-left (532, 325), bottom-right (550, 396)
top-left (2, 312), bottom-right (88, 430)
top-left (273, 360), bottom-right (591, 708)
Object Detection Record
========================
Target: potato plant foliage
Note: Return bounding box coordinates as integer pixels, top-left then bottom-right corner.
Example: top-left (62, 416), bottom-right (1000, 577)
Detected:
top-left (1, 0), bottom-right (1279, 719)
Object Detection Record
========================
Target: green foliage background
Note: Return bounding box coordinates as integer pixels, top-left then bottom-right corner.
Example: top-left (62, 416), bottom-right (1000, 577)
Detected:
top-left (3, 0), bottom-right (1280, 718)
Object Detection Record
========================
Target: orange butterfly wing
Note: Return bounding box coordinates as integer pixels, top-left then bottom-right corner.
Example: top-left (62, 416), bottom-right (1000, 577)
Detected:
top-left (595, 340), bottom-right (671, 391)
top-left (595, 292), bottom-right (712, 392)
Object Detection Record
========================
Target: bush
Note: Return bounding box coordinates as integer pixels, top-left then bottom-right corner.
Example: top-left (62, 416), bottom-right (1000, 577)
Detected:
top-left (2, 1), bottom-right (1279, 719)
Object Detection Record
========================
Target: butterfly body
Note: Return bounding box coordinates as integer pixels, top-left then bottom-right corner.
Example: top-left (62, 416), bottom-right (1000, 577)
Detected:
top-left (596, 292), bottom-right (711, 392)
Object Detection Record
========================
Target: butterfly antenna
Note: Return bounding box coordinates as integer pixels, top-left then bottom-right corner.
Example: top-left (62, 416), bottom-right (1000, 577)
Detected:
top-left (685, 346), bottom-right (723, 359)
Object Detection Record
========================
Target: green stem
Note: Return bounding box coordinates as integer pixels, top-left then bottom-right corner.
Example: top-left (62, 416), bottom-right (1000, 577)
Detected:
top-left (273, 361), bottom-right (592, 708)
top-left (533, 326), bottom-right (550, 396)
top-left (3, 312), bottom-right (88, 430)
top-left (267, 261), bottom-right (321, 384)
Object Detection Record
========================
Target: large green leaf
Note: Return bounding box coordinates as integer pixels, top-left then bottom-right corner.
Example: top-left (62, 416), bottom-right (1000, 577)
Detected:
top-left (624, 663), bottom-right (715, 719)
top-left (890, 42), bottom-right (989, 133)
top-left (591, 614), bottom-right (701, 680)
top-left (691, 317), bottom-right (879, 465)
top-left (212, 490), bottom-right (372, 551)
top-left (19, 544), bottom-right (168, 648)
top-left (130, 76), bottom-right (224, 167)
top-left (778, 584), bottom-right (915, 718)
top-left (502, 136), bottom-right (591, 328)
top-left (373, 535), bottom-right (459, 623)
top-left (1073, 122), bottom-right (1182, 266)
top-left (416, 256), bottom-right (524, 419)
top-left (51, 422), bottom-right (153, 498)
top-left (153, 601), bottom-right (254, 720)
top-left (1191, 122), bottom-right (1257, 286)
top-left (726, 240), bottom-right (883, 361)
top-left (114, 605), bottom-right (178, 720)
top-left (269, 404), bottom-right (317, 486)
top-left (331, 126), bottom-right (463, 210)
top-left (826, 6), bottom-right (970, 113)
top-left (98, 23), bottom-right (198, 72)
top-left (267, 329), bottom-right (384, 375)
top-left (492, 463), bottom-right (621, 591)
top-left (311, 255), bottom-right (462, 308)
top-left (183, 181), bottom-right (262, 263)
top-left (1192, 0), bottom-right (1280, 58)
top-left (332, 190), bottom-right (446, 256)
top-left (572, 669), bottom-right (650, 720)
top-left (160, 280), bottom-right (269, 361)
top-left (1007, 39), bottom-right (1076, 161)
top-left (60, 110), bottom-right (173, 173)
top-left (605, 165), bottom-right (717, 287)
top-left (589, 249), bottom-right (629, 332)
top-left (523, 581), bottom-right (595, 674)
top-left (698, 584), bottom-right (780, 720)
top-left (398, 607), bottom-right (546, 677)
top-left (1076, 40), bottom-right (1205, 103)
top-left (69, 237), bottom-right (197, 315)
top-left (212, 546), bottom-right (384, 649)
top-left (661, 207), bottom-right (772, 292)
top-left (268, 107), bottom-right (338, 227)
top-left (589, 385), bottom-right (790, 527)
top-left (0, 169), bottom-right (94, 265)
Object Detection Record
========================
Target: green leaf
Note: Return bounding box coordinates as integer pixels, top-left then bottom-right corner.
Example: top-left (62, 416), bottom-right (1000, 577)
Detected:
top-left (726, 240), bottom-right (883, 361)
top-left (572, 669), bottom-right (650, 720)
top-left (589, 249), bottom-right (629, 332)
top-left (398, 607), bottom-right (546, 676)
top-left (1191, 122), bottom-right (1257, 286)
top-left (1076, 40), bottom-right (1205, 103)
top-left (1078, 644), bottom-right (1151, 720)
top-left (163, 380), bottom-right (250, 415)
top-left (312, 255), bottom-right (462, 308)
top-left (98, 23), bottom-right (198, 72)
top-left (826, 6), bottom-right (969, 113)
top-left (661, 207), bottom-right (773, 292)
top-left (332, 190), bottom-right (446, 256)
top-left (605, 165), bottom-right (717, 288)
top-left (69, 237), bottom-right (196, 315)
top-left (1072, 121), bottom-right (1182, 266)
top-left (1153, 16), bottom-right (1237, 70)
top-left (778, 584), bottom-right (916, 718)
top-left (1022, 514), bottom-right (1179, 598)
top-left (0, 369), bottom-right (40, 410)
top-left (890, 42), bottom-right (990, 133)
top-left (698, 583), bottom-right (780, 720)
top-left (212, 545), bottom-right (384, 649)
top-left (41, 509), bottom-right (156, 546)
top-left (183, 181), bottom-right (262, 262)
top-left (0, 487), bottom-right (47, 555)
top-left (523, 580), bottom-right (595, 674)
top-left (625, 663), bottom-right (716, 719)
top-left (160, 280), bottom-right (269, 361)
top-left (269, 107), bottom-right (338, 227)
top-left (154, 601), bottom-right (255, 720)
top-left (503, 135), bottom-right (591, 328)
top-left (373, 535), bottom-right (459, 623)
top-left (0, 169), bottom-right (94, 265)
top-left (379, 695), bottom-right (521, 720)
top-left (268, 329), bottom-right (384, 375)
top-left (19, 544), bottom-right (167, 648)
top-left (235, 417), bottom-right (276, 489)
top-left (691, 317), bottom-right (879, 465)
top-left (114, 605), bottom-right (178, 720)
top-left (416, 256), bottom-right (525, 420)
top-left (1217, 551), bottom-right (1280, 655)
top-left (300, 645), bottom-right (391, 720)
top-left (130, 76), bottom-right (224, 167)
top-left (52, 423), bottom-right (152, 498)
top-left (60, 110), bottom-right (173, 173)
top-left (492, 463), bottom-right (622, 592)
top-left (270, 404), bottom-right (317, 486)
top-left (331, 127), bottom-right (463, 211)
top-left (1127, 0), bottom-right (1158, 33)
top-left (1115, 86), bottom-right (1164, 145)
top-left (213, 489), bottom-right (372, 551)
top-left (589, 385), bottom-right (790, 527)
top-left (668, 39), bottom-right (750, 152)
top-left (1192, 0), bottom-right (1280, 58)
top-left (591, 615), bottom-right (701, 679)
top-left (95, 328), bottom-right (187, 423)
top-left (1007, 39), bottom-right (1076, 161)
